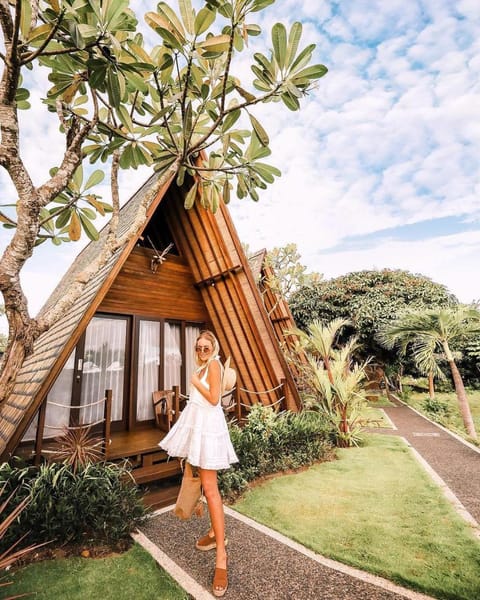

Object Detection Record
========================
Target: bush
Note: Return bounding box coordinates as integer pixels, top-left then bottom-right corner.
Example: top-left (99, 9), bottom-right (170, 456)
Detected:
top-left (0, 461), bottom-right (146, 552)
top-left (421, 397), bottom-right (452, 420)
top-left (218, 405), bottom-right (334, 500)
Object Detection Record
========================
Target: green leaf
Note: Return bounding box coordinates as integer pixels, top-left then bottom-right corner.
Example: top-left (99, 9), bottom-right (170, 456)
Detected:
top-left (251, 161), bottom-right (281, 183)
top-left (222, 178), bottom-right (231, 204)
top-left (115, 105), bottom-right (134, 132)
top-left (107, 68), bottom-right (121, 108)
top-left (272, 23), bottom-right (287, 70)
top-left (281, 91), bottom-right (300, 111)
top-left (249, 114), bottom-right (269, 146)
top-left (55, 208), bottom-right (71, 230)
top-left (196, 34), bottom-right (231, 55)
top-left (288, 43), bottom-right (316, 75)
top-left (251, 0), bottom-right (275, 12)
top-left (285, 22), bottom-right (302, 69)
top-left (194, 7), bottom-right (216, 35)
top-left (179, 0), bottom-right (195, 35)
top-left (184, 181), bottom-right (198, 209)
top-left (19, 0), bottom-right (32, 41)
top-left (71, 166), bottom-right (83, 193)
top-left (156, 2), bottom-right (186, 40)
top-left (292, 64), bottom-right (328, 82)
top-left (222, 109), bottom-right (241, 133)
top-left (79, 212), bottom-right (100, 241)
top-left (84, 170), bottom-right (105, 191)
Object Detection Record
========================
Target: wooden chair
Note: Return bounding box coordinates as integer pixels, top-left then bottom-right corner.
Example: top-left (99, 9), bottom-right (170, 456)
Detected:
top-left (152, 386), bottom-right (180, 432)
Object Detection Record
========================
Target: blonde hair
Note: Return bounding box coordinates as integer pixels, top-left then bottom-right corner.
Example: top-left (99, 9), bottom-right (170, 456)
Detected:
top-left (194, 330), bottom-right (220, 368)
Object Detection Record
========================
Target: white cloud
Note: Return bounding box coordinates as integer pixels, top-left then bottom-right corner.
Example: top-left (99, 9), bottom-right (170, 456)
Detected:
top-left (2, 0), bottom-right (480, 335)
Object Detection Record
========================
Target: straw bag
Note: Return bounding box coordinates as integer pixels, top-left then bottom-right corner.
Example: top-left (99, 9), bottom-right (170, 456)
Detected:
top-left (174, 461), bottom-right (203, 520)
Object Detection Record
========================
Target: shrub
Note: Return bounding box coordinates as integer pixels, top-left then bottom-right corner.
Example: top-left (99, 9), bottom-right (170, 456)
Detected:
top-left (0, 461), bottom-right (146, 552)
top-left (218, 405), bottom-right (334, 500)
top-left (421, 397), bottom-right (452, 420)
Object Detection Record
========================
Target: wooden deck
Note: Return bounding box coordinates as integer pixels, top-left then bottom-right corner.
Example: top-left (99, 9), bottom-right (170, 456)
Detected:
top-left (107, 427), bottom-right (182, 484)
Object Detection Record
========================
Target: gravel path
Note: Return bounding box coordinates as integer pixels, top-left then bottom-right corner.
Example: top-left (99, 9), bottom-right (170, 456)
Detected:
top-left (138, 508), bottom-right (432, 600)
top-left (380, 396), bottom-right (480, 523)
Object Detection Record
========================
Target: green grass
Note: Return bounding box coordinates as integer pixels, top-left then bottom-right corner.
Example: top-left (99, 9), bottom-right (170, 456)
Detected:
top-left (404, 388), bottom-right (480, 444)
top-left (2, 543), bottom-right (189, 600)
top-left (233, 434), bottom-right (480, 600)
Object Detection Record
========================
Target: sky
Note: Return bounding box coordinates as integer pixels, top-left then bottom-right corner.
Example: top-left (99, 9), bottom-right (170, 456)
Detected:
top-left (1, 0), bottom-right (480, 334)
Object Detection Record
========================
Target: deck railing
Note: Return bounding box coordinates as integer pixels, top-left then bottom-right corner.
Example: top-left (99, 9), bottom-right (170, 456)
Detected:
top-left (34, 389), bottom-right (113, 464)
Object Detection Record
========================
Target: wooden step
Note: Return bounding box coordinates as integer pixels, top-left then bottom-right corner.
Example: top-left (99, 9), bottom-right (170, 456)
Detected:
top-left (133, 459), bottom-right (182, 484)
top-left (142, 483), bottom-right (181, 510)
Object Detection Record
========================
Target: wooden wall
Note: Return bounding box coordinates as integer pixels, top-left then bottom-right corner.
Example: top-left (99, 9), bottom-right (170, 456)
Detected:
top-left (98, 248), bottom-right (208, 322)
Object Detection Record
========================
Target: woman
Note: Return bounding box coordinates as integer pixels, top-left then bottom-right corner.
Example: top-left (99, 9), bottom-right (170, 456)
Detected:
top-left (159, 330), bottom-right (238, 597)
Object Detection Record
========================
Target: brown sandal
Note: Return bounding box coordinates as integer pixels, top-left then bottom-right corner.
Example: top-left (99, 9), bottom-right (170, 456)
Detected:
top-left (212, 566), bottom-right (228, 597)
top-left (195, 532), bottom-right (228, 552)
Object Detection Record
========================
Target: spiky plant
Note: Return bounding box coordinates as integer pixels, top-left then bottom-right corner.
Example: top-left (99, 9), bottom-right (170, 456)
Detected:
top-left (48, 426), bottom-right (104, 472)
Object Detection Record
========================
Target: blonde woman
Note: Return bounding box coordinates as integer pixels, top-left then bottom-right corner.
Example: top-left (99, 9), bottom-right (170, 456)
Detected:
top-left (159, 330), bottom-right (238, 597)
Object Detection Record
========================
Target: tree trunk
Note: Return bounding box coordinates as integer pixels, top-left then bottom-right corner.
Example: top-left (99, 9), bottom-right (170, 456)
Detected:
top-left (0, 312), bottom-right (40, 405)
top-left (448, 359), bottom-right (477, 439)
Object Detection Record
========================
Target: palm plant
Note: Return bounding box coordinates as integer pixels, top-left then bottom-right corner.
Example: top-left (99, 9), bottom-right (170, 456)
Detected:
top-left (293, 320), bottom-right (368, 447)
top-left (378, 306), bottom-right (480, 439)
top-left (290, 318), bottom-right (351, 384)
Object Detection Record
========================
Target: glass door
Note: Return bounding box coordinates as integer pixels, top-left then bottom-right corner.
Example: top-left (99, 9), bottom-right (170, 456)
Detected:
top-left (79, 315), bottom-right (128, 427)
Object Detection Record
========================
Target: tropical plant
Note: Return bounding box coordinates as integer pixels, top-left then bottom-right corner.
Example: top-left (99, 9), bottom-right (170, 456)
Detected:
top-left (378, 306), bottom-right (480, 439)
top-left (47, 426), bottom-right (104, 472)
top-left (289, 319), bottom-right (369, 447)
top-left (0, 461), bottom-right (146, 550)
top-left (0, 0), bottom-right (328, 406)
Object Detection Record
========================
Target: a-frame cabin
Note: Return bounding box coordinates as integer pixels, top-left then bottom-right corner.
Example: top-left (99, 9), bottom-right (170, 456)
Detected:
top-left (0, 173), bottom-right (300, 483)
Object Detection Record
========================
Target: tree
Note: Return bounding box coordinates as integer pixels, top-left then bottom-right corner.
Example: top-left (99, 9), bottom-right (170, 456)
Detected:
top-left (378, 306), bottom-right (480, 440)
top-left (263, 243), bottom-right (321, 301)
top-left (289, 269), bottom-right (458, 364)
top-left (0, 0), bottom-right (327, 405)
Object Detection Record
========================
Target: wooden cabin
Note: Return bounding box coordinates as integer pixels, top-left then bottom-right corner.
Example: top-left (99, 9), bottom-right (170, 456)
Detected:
top-left (0, 173), bottom-right (300, 483)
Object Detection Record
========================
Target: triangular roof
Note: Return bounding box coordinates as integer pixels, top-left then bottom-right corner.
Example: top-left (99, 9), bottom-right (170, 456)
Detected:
top-left (0, 172), bottom-right (300, 460)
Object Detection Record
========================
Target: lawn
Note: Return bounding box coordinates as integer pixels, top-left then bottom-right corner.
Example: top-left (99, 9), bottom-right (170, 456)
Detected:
top-left (2, 542), bottom-right (189, 600)
top-left (233, 434), bottom-right (480, 600)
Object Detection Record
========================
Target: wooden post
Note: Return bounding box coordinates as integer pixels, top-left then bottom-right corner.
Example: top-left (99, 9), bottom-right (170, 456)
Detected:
top-left (234, 384), bottom-right (241, 424)
top-left (172, 385), bottom-right (180, 424)
top-left (103, 389), bottom-right (112, 458)
top-left (281, 378), bottom-right (288, 411)
top-left (34, 400), bottom-right (47, 466)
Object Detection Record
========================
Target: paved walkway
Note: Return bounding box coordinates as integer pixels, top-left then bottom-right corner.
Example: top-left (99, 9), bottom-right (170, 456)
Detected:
top-left (133, 399), bottom-right (480, 599)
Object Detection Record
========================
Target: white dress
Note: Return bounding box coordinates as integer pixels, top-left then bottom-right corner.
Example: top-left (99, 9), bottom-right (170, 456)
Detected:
top-left (159, 359), bottom-right (238, 470)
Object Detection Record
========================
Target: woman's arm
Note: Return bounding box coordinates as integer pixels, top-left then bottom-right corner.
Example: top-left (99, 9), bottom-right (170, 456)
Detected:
top-left (190, 360), bottom-right (222, 406)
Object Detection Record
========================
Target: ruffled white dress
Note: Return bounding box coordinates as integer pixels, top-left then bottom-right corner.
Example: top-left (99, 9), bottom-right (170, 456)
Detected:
top-left (159, 359), bottom-right (238, 470)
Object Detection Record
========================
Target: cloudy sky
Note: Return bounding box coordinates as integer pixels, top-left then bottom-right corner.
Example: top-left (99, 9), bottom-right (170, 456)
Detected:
top-left (1, 0), bottom-right (479, 333)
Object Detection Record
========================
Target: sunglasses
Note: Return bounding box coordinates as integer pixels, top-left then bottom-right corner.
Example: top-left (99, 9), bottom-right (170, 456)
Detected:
top-left (195, 346), bottom-right (212, 353)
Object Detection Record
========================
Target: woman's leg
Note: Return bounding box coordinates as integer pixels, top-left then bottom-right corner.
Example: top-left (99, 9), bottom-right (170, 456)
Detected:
top-left (199, 468), bottom-right (227, 569)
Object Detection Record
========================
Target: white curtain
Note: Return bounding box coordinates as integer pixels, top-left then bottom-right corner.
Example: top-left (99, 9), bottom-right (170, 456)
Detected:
top-left (185, 325), bottom-right (201, 392)
top-left (164, 322), bottom-right (182, 389)
top-left (80, 316), bottom-right (126, 424)
top-left (136, 320), bottom-right (161, 421)
top-left (22, 350), bottom-right (76, 441)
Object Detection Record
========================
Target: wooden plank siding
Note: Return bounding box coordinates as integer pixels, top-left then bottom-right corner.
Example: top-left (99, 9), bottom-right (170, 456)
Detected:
top-left (166, 186), bottom-right (300, 411)
top-left (98, 249), bottom-right (207, 322)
